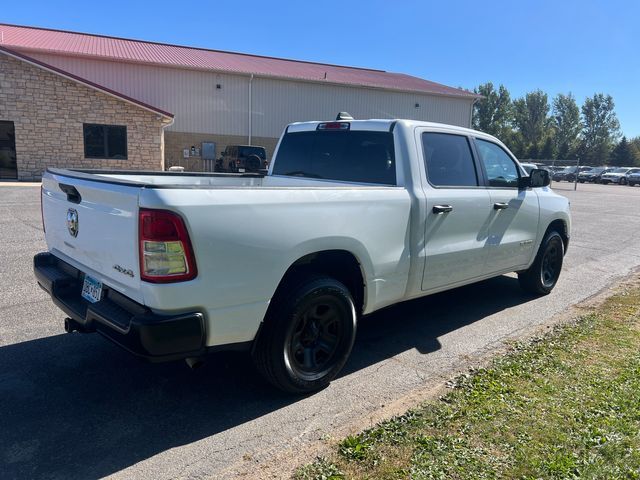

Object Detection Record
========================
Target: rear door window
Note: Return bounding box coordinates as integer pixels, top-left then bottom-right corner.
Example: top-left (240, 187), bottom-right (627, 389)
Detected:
top-left (273, 130), bottom-right (396, 185)
top-left (422, 132), bottom-right (478, 187)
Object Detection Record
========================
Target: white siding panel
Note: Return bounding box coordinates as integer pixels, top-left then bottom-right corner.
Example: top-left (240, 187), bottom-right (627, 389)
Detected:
top-left (26, 53), bottom-right (250, 135)
top-left (25, 52), bottom-right (472, 138)
top-left (252, 78), bottom-right (472, 138)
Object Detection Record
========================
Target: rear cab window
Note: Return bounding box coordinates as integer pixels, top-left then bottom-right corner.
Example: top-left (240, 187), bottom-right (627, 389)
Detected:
top-left (238, 146), bottom-right (266, 159)
top-left (273, 129), bottom-right (396, 185)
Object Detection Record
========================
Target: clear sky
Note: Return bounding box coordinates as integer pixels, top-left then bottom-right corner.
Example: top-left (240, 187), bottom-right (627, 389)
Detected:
top-left (2, 0), bottom-right (639, 137)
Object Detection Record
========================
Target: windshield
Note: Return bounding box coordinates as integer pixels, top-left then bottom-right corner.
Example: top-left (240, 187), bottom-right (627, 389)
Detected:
top-left (611, 168), bottom-right (629, 173)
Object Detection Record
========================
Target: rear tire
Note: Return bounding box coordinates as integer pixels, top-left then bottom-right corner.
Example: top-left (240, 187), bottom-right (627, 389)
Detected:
top-left (518, 231), bottom-right (564, 295)
top-left (620, 177), bottom-right (627, 185)
top-left (252, 275), bottom-right (357, 394)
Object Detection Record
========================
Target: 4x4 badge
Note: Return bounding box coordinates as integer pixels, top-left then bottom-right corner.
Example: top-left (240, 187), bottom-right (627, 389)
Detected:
top-left (67, 208), bottom-right (79, 237)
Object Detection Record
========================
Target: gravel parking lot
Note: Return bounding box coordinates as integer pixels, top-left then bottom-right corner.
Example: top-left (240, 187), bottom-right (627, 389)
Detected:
top-left (1, 182), bottom-right (640, 479)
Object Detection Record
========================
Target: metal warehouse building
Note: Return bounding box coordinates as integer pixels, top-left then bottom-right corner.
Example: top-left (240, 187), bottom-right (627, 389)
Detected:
top-left (0, 23), bottom-right (478, 180)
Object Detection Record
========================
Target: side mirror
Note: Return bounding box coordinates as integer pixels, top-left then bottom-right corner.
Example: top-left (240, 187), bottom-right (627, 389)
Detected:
top-left (529, 169), bottom-right (551, 188)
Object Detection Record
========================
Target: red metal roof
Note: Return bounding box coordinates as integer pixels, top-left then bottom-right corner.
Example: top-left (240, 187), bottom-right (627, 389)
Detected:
top-left (0, 23), bottom-right (478, 99)
top-left (0, 45), bottom-right (174, 118)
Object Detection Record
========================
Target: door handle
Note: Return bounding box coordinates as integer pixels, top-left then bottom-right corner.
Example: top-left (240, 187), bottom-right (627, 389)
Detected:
top-left (433, 205), bottom-right (453, 214)
top-left (493, 202), bottom-right (509, 210)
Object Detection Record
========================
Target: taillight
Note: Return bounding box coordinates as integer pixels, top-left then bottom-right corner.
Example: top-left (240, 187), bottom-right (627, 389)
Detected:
top-left (138, 209), bottom-right (197, 283)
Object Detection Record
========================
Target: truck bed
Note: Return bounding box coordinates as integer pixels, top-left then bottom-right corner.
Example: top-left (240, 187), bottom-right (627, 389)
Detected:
top-left (41, 167), bottom-right (412, 347)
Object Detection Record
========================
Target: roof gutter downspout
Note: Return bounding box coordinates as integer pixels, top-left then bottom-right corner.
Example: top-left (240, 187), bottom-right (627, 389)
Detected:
top-left (468, 97), bottom-right (476, 128)
top-left (160, 116), bottom-right (175, 171)
top-left (248, 74), bottom-right (254, 145)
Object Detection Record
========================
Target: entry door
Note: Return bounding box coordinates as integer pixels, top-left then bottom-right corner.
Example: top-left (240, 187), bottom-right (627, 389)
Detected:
top-left (0, 121), bottom-right (17, 179)
top-left (473, 138), bottom-right (540, 272)
top-left (420, 131), bottom-right (493, 292)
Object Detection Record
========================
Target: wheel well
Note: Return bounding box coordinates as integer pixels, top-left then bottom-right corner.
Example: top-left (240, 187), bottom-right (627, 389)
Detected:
top-left (545, 219), bottom-right (569, 252)
top-left (276, 250), bottom-right (365, 315)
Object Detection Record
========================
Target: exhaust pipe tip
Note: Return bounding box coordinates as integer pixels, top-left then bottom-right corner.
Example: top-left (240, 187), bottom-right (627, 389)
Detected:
top-left (185, 357), bottom-right (205, 370)
top-left (64, 317), bottom-right (76, 333)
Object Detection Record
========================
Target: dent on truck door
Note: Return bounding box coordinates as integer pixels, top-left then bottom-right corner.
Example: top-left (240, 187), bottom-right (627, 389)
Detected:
top-left (420, 132), bottom-right (493, 291)
top-left (474, 138), bottom-right (539, 273)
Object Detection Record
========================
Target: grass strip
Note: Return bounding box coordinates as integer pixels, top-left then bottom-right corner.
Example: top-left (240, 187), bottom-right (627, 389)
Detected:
top-left (295, 283), bottom-right (640, 479)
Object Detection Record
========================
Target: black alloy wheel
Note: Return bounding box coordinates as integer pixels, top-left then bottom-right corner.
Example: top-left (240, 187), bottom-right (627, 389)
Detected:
top-left (518, 230), bottom-right (564, 295)
top-left (252, 275), bottom-right (357, 393)
top-left (285, 295), bottom-right (346, 381)
top-left (540, 241), bottom-right (562, 289)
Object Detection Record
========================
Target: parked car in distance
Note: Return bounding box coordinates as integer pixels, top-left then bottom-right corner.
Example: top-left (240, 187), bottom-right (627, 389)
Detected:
top-left (577, 166), bottom-right (612, 183)
top-left (600, 167), bottom-right (640, 185)
top-left (553, 166), bottom-right (591, 182)
top-left (35, 118), bottom-right (570, 394)
top-left (216, 145), bottom-right (268, 173)
top-left (520, 162), bottom-right (538, 175)
top-left (627, 170), bottom-right (640, 186)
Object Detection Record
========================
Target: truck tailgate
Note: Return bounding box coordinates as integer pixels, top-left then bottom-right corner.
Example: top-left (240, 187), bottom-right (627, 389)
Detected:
top-left (41, 171), bottom-right (143, 303)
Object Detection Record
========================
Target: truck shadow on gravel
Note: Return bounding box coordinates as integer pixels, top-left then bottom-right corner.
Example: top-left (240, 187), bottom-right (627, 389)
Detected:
top-left (0, 275), bottom-right (536, 479)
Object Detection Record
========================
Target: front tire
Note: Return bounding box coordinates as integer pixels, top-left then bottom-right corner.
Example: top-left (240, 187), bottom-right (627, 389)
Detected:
top-left (252, 275), bottom-right (357, 394)
top-left (518, 231), bottom-right (564, 295)
top-left (620, 177), bottom-right (627, 185)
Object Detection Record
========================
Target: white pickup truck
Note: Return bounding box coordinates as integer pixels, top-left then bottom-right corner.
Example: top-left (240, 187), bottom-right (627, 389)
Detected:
top-left (35, 118), bottom-right (570, 393)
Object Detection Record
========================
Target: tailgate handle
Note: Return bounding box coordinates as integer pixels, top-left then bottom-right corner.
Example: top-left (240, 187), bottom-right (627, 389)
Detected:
top-left (59, 183), bottom-right (82, 204)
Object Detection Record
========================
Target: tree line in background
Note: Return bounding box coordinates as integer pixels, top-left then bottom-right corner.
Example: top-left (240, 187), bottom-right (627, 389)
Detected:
top-left (472, 83), bottom-right (640, 166)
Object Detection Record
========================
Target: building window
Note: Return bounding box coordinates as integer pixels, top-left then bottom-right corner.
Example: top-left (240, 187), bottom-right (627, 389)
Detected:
top-left (83, 124), bottom-right (128, 159)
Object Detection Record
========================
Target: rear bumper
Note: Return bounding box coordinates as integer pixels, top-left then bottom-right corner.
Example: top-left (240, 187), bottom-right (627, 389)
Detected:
top-left (34, 252), bottom-right (206, 362)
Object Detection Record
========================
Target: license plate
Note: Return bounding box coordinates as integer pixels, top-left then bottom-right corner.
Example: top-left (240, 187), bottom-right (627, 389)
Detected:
top-left (81, 275), bottom-right (103, 303)
top-left (238, 168), bottom-right (245, 173)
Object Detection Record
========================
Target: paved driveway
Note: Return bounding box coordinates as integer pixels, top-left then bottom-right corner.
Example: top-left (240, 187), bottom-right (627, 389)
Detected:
top-left (1, 182), bottom-right (640, 479)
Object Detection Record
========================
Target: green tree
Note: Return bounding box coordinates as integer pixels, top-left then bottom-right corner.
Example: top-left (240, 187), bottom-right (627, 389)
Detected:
top-left (540, 135), bottom-right (556, 159)
top-left (552, 93), bottom-right (581, 159)
top-left (610, 137), bottom-right (635, 167)
top-left (629, 137), bottom-right (640, 166)
top-left (579, 93), bottom-right (621, 165)
top-left (513, 90), bottom-right (552, 159)
top-left (472, 83), bottom-right (513, 138)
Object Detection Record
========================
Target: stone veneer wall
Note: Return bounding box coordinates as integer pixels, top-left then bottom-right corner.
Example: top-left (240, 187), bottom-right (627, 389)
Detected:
top-left (0, 53), bottom-right (171, 180)
top-left (165, 131), bottom-right (279, 171)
